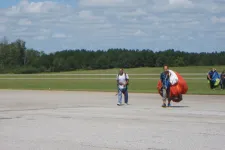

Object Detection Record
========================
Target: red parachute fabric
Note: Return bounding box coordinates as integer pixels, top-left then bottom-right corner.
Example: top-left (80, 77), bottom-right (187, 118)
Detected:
top-left (157, 80), bottom-right (163, 97)
top-left (175, 72), bottom-right (188, 94)
top-left (157, 72), bottom-right (188, 102)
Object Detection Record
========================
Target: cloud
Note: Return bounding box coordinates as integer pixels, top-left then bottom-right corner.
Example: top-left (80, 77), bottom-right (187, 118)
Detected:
top-left (78, 10), bottom-right (106, 22)
top-left (0, 25), bottom-right (6, 32)
top-left (134, 29), bottom-right (148, 36)
top-left (0, 17), bottom-right (8, 23)
top-left (78, 0), bottom-right (144, 7)
top-left (0, 0), bottom-right (225, 52)
top-left (169, 0), bottom-right (193, 6)
top-left (33, 35), bottom-right (47, 40)
top-left (211, 16), bottom-right (225, 23)
top-left (79, 0), bottom-right (125, 6)
top-left (5, 0), bottom-right (71, 15)
top-left (18, 18), bottom-right (32, 25)
top-left (52, 33), bottom-right (70, 38)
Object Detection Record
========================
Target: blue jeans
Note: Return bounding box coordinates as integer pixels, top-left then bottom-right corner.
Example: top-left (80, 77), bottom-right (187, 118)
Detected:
top-left (118, 88), bottom-right (128, 104)
top-left (162, 87), bottom-right (170, 100)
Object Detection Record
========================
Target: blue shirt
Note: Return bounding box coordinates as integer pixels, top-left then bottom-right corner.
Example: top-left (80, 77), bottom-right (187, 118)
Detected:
top-left (208, 71), bottom-right (214, 79)
top-left (160, 72), bottom-right (170, 87)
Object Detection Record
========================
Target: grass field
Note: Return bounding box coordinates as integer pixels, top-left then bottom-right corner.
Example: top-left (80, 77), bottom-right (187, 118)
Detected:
top-left (0, 66), bottom-right (225, 95)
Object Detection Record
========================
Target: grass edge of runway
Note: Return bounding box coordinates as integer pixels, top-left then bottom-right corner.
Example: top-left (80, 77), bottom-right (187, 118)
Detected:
top-left (0, 88), bottom-right (224, 95)
top-left (1, 65), bottom-right (224, 95)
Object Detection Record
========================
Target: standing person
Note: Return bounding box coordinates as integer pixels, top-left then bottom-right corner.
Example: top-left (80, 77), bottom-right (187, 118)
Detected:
top-left (116, 68), bottom-right (129, 106)
top-left (159, 65), bottom-right (181, 107)
top-left (160, 65), bottom-right (171, 107)
top-left (208, 68), bottom-right (220, 89)
top-left (207, 68), bottom-right (215, 89)
top-left (220, 70), bottom-right (225, 90)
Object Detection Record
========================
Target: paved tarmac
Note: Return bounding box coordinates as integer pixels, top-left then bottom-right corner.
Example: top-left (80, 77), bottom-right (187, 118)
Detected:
top-left (0, 90), bottom-right (225, 150)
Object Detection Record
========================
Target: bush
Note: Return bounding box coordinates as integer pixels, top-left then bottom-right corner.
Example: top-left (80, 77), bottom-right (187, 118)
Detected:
top-left (12, 66), bottom-right (45, 74)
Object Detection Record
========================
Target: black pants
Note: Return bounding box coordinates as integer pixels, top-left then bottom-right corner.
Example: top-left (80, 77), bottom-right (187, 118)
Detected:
top-left (221, 79), bottom-right (225, 89)
top-left (209, 80), bottom-right (214, 89)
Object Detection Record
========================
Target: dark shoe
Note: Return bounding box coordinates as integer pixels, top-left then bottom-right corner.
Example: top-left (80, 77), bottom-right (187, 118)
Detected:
top-left (178, 94), bottom-right (183, 100)
top-left (162, 103), bottom-right (166, 108)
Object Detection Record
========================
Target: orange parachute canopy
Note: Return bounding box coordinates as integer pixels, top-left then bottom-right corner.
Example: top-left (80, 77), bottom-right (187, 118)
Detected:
top-left (157, 72), bottom-right (188, 102)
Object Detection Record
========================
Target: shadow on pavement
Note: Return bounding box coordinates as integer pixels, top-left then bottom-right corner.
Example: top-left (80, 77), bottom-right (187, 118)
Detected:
top-left (170, 106), bottom-right (189, 108)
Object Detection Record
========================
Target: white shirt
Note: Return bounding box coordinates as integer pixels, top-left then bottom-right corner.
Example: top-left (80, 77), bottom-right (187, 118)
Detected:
top-left (116, 73), bottom-right (129, 89)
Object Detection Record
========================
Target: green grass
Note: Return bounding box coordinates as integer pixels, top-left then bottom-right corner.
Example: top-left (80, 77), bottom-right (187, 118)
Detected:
top-left (0, 66), bottom-right (224, 95)
top-left (54, 65), bottom-right (225, 74)
top-left (0, 79), bottom-right (224, 95)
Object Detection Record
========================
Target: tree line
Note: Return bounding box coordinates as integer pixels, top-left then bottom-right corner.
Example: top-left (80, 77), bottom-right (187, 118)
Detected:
top-left (0, 37), bottom-right (225, 74)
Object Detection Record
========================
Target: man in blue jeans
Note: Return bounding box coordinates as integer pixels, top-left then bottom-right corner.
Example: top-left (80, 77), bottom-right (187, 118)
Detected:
top-left (160, 65), bottom-right (171, 107)
top-left (116, 68), bottom-right (129, 106)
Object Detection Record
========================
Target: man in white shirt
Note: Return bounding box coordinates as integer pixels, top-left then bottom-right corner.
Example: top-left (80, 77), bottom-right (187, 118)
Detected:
top-left (116, 68), bottom-right (129, 106)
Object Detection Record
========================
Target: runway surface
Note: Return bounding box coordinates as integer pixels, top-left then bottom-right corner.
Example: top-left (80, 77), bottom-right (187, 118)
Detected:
top-left (0, 90), bottom-right (225, 150)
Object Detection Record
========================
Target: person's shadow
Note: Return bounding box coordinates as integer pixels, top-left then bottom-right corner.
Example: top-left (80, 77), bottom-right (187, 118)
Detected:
top-left (169, 106), bottom-right (189, 108)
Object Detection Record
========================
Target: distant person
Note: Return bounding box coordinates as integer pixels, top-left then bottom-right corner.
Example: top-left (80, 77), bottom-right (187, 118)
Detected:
top-left (207, 68), bottom-right (220, 90)
top-left (207, 68), bottom-right (214, 89)
top-left (220, 70), bottom-right (225, 90)
top-left (116, 68), bottom-right (129, 106)
top-left (207, 68), bottom-right (217, 89)
top-left (214, 69), bottom-right (221, 88)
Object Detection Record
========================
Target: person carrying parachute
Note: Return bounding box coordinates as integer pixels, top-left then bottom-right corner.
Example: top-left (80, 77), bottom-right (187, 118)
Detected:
top-left (207, 68), bottom-right (220, 90)
top-left (157, 65), bottom-right (188, 107)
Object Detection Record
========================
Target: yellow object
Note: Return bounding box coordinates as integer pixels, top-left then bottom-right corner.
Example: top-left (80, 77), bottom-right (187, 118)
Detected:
top-left (214, 79), bottom-right (220, 87)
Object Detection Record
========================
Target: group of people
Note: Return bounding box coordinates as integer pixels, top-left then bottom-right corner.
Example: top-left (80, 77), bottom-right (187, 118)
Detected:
top-left (116, 65), bottom-right (187, 107)
top-left (207, 68), bottom-right (225, 90)
top-left (116, 66), bottom-right (225, 107)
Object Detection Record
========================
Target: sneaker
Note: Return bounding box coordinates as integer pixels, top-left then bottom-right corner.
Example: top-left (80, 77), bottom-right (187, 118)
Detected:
top-left (125, 103), bottom-right (129, 105)
top-left (162, 103), bottom-right (166, 108)
top-left (167, 103), bottom-right (171, 107)
top-left (117, 103), bottom-right (121, 106)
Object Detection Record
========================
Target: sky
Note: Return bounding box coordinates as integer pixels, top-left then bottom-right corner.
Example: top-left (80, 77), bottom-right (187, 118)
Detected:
top-left (0, 0), bottom-right (225, 53)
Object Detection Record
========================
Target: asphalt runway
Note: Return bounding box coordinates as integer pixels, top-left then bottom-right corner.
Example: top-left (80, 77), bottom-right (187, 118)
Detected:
top-left (0, 90), bottom-right (225, 150)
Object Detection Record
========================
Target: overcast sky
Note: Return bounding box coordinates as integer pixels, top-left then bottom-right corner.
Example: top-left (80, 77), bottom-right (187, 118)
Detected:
top-left (0, 0), bottom-right (225, 53)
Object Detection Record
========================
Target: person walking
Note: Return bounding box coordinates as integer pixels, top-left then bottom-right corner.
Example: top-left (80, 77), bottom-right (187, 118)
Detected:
top-left (116, 68), bottom-right (129, 106)
top-left (207, 68), bottom-right (220, 89)
top-left (220, 70), bottom-right (225, 90)
top-left (207, 68), bottom-right (214, 89)
top-left (159, 65), bottom-right (182, 107)
top-left (160, 65), bottom-right (171, 107)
